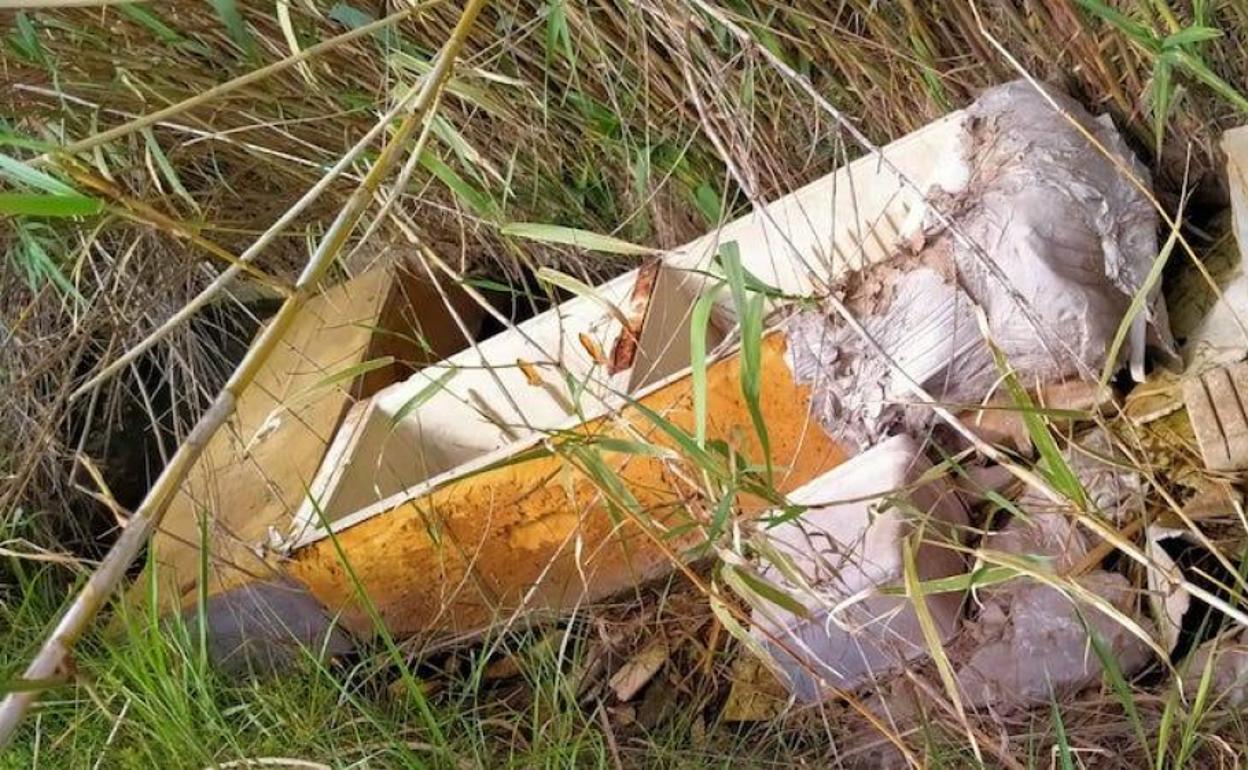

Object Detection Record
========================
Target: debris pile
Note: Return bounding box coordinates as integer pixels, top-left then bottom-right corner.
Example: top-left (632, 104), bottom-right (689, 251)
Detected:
top-left (138, 78), bottom-right (1248, 735)
top-left (736, 82), bottom-right (1248, 718)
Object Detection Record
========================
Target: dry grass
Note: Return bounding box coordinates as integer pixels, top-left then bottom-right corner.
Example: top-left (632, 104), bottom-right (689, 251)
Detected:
top-left (6, 0), bottom-right (1248, 767)
top-left (4, 0), bottom-right (1248, 527)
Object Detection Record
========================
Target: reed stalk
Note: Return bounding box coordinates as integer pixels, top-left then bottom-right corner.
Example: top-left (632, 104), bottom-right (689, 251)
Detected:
top-left (0, 0), bottom-right (490, 747)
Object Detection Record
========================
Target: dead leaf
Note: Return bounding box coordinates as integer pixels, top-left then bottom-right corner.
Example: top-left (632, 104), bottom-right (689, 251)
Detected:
top-left (578, 332), bottom-right (607, 365)
top-left (517, 359), bottom-right (542, 386)
top-left (483, 654), bottom-right (523, 681)
top-left (1124, 369), bottom-right (1184, 425)
top-left (721, 656), bottom-right (787, 722)
top-left (608, 640), bottom-right (669, 701)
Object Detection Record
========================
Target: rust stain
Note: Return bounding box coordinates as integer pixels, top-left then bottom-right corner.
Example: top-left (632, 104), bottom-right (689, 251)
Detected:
top-left (287, 334), bottom-right (849, 636)
top-left (608, 258), bottom-right (662, 374)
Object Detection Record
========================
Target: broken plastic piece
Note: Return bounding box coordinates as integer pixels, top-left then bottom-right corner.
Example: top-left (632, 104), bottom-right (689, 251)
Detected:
top-left (749, 435), bottom-right (968, 701)
top-left (273, 112), bottom-right (970, 636)
top-left (1183, 126), bottom-right (1248, 366)
top-left (1146, 527), bottom-right (1192, 655)
top-left (136, 264), bottom-right (481, 617)
top-left (926, 81), bottom-right (1173, 383)
top-left (289, 334), bottom-right (847, 636)
top-left (1182, 628), bottom-right (1248, 706)
top-left (786, 81), bottom-right (1172, 451)
top-left (1183, 361), bottom-right (1248, 472)
top-left (955, 572), bottom-right (1150, 707)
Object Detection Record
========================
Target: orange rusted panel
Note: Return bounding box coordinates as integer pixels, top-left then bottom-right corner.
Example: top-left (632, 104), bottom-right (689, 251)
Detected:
top-left (287, 334), bottom-right (848, 636)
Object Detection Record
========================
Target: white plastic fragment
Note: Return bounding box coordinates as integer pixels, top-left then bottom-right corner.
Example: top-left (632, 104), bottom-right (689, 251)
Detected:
top-left (784, 267), bottom-right (986, 451)
top-left (926, 80), bottom-right (1173, 383)
top-left (1146, 526), bottom-right (1192, 655)
top-left (748, 435), bottom-right (968, 701)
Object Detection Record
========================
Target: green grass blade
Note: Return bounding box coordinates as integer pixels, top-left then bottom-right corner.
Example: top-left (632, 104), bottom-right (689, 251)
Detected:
top-left (721, 562), bottom-right (808, 619)
top-left (304, 356), bottom-right (395, 395)
top-left (8, 13), bottom-right (46, 67)
top-left (0, 152), bottom-right (77, 195)
top-left (628, 400), bottom-right (727, 479)
top-left (545, 0), bottom-right (574, 65)
top-left (1099, 209), bottom-right (1179, 387)
top-left (902, 534), bottom-right (981, 764)
top-left (12, 220), bottom-right (81, 298)
top-left (328, 2), bottom-right (374, 30)
top-left (709, 577), bottom-right (779, 671)
top-left (304, 490), bottom-right (447, 751)
top-left (879, 565), bottom-right (1021, 597)
top-left (0, 193), bottom-right (101, 218)
top-left (501, 222), bottom-right (655, 255)
top-left (1151, 58), bottom-right (1173, 158)
top-left (1050, 693), bottom-right (1075, 770)
top-left (535, 266), bottom-right (633, 329)
top-left (1156, 686), bottom-right (1178, 770)
top-left (691, 281), bottom-right (724, 448)
top-left (984, 329), bottom-right (1087, 508)
top-left (1084, 615), bottom-right (1151, 767)
top-left (1075, 0), bottom-right (1160, 50)
top-left (419, 148), bottom-right (498, 218)
top-left (719, 242), bottom-right (771, 483)
top-left (119, 4), bottom-right (185, 45)
top-left (142, 129), bottom-right (200, 214)
top-left (390, 368), bottom-right (458, 425)
top-left (1165, 47), bottom-right (1248, 114)
top-left (195, 506), bottom-right (210, 675)
top-left (1162, 26), bottom-right (1222, 48)
top-left (209, 0), bottom-right (254, 58)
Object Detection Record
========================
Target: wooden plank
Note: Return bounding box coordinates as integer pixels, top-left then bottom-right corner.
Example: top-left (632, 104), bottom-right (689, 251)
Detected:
top-left (138, 264), bottom-right (479, 612)
top-left (287, 334), bottom-right (848, 636)
top-left (1184, 361), bottom-right (1248, 472)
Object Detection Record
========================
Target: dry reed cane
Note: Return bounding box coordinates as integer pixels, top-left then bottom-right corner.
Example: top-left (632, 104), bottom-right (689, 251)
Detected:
top-left (0, 0), bottom-right (490, 747)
